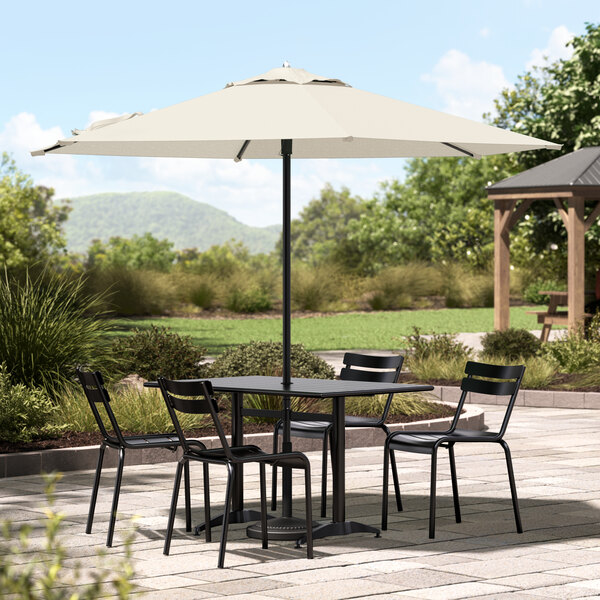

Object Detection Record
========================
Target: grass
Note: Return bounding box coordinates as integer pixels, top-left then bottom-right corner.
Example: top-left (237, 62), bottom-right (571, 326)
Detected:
top-left (109, 306), bottom-right (551, 355)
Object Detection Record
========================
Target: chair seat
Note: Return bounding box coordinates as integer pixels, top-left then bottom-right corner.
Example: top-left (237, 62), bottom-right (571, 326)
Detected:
top-left (122, 433), bottom-right (181, 447)
top-left (388, 429), bottom-right (500, 454)
top-left (276, 415), bottom-right (383, 438)
top-left (188, 444), bottom-right (308, 469)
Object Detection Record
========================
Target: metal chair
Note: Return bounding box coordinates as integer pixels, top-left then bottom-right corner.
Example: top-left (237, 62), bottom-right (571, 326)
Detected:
top-left (76, 368), bottom-right (205, 547)
top-left (158, 377), bottom-right (314, 568)
top-left (271, 352), bottom-right (404, 517)
top-left (381, 360), bottom-right (525, 539)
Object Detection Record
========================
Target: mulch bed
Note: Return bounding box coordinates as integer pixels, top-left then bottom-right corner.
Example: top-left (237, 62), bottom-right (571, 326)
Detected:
top-left (0, 408), bottom-right (455, 454)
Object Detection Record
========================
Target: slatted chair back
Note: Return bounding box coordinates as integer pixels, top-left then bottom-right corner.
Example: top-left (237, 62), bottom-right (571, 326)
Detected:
top-left (451, 361), bottom-right (525, 438)
top-left (340, 353), bottom-right (404, 422)
top-left (76, 368), bottom-right (127, 446)
top-left (158, 378), bottom-right (231, 458)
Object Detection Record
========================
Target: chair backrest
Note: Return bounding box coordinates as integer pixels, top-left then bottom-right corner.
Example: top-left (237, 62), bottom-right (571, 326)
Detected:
top-left (340, 352), bottom-right (404, 423)
top-left (157, 378), bottom-right (232, 459)
top-left (451, 361), bottom-right (525, 438)
top-left (76, 368), bottom-right (126, 446)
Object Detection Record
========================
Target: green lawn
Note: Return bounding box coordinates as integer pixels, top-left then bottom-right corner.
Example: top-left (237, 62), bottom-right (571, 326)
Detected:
top-left (110, 306), bottom-right (548, 354)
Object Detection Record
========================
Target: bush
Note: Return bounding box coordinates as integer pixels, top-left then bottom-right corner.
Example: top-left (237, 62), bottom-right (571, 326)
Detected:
top-left (0, 268), bottom-right (112, 395)
top-left (188, 280), bottom-right (216, 309)
top-left (0, 364), bottom-right (66, 442)
top-left (225, 287), bottom-right (272, 313)
top-left (541, 327), bottom-right (600, 373)
top-left (292, 264), bottom-right (342, 311)
top-left (408, 355), bottom-right (469, 383)
top-left (209, 341), bottom-right (334, 420)
top-left (84, 266), bottom-right (178, 315)
top-left (0, 473), bottom-right (136, 598)
top-left (441, 263), bottom-right (494, 308)
top-left (368, 264), bottom-right (442, 310)
top-left (480, 328), bottom-right (542, 361)
top-left (479, 354), bottom-right (556, 389)
top-left (111, 325), bottom-right (208, 381)
top-left (406, 327), bottom-right (472, 362)
top-left (523, 279), bottom-right (566, 305)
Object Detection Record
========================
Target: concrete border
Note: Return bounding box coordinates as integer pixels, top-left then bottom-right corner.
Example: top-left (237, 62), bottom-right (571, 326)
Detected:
top-left (0, 403), bottom-right (483, 479)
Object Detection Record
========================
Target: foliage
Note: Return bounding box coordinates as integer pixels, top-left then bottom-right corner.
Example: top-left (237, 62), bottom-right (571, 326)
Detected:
top-left (225, 286), bottom-right (273, 313)
top-left (480, 328), bottom-right (542, 361)
top-left (406, 327), bottom-right (473, 362)
top-left (279, 184), bottom-right (366, 265)
top-left (55, 384), bottom-right (210, 433)
top-left (86, 232), bottom-right (176, 272)
top-left (0, 364), bottom-right (66, 442)
top-left (523, 278), bottom-right (566, 304)
top-left (0, 473), bottom-right (136, 599)
top-left (84, 266), bottom-right (178, 315)
top-left (0, 153), bottom-right (70, 269)
top-left (188, 278), bottom-right (216, 309)
top-left (441, 263), bottom-right (494, 308)
top-left (111, 324), bottom-right (208, 381)
top-left (291, 263), bottom-right (343, 311)
top-left (0, 268), bottom-right (112, 395)
top-left (368, 263), bottom-right (443, 310)
top-left (345, 393), bottom-right (451, 419)
top-left (478, 354), bottom-right (556, 390)
top-left (408, 355), bottom-right (468, 383)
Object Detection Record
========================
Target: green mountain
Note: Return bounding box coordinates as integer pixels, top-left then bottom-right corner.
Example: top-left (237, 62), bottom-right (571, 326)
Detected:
top-left (62, 191), bottom-right (280, 254)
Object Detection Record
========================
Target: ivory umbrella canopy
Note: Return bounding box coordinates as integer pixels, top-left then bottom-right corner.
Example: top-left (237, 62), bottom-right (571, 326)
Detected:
top-left (33, 65), bottom-right (561, 384)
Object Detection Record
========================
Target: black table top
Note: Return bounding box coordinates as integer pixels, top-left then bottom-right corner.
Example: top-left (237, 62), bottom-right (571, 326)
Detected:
top-left (145, 375), bottom-right (433, 398)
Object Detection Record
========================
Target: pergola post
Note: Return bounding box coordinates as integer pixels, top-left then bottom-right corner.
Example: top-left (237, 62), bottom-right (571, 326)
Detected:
top-left (494, 199), bottom-right (513, 330)
top-left (567, 196), bottom-right (586, 332)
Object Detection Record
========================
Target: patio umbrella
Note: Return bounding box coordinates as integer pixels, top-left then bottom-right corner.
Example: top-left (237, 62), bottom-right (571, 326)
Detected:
top-left (33, 65), bottom-right (561, 385)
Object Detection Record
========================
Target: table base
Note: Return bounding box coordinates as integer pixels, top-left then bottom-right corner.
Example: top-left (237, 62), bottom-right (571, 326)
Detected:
top-left (246, 516), bottom-right (320, 541)
top-left (297, 520), bottom-right (381, 545)
top-left (193, 509), bottom-right (270, 536)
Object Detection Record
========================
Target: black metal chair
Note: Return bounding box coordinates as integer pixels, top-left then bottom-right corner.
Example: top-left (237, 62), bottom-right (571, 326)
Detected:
top-left (381, 360), bottom-right (525, 539)
top-left (271, 352), bottom-right (404, 517)
top-left (76, 368), bottom-right (205, 547)
top-left (158, 377), bottom-right (314, 568)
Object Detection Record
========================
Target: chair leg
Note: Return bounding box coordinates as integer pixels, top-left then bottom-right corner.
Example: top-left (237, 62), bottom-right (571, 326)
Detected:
top-left (429, 448), bottom-right (438, 539)
top-left (184, 461), bottom-right (192, 533)
top-left (107, 447), bottom-right (125, 548)
top-left (164, 460), bottom-right (184, 556)
top-left (500, 440), bottom-right (523, 534)
top-left (259, 463), bottom-right (268, 549)
top-left (218, 464), bottom-right (234, 569)
top-left (304, 466), bottom-right (313, 559)
top-left (382, 426), bottom-right (402, 511)
top-left (203, 462), bottom-right (212, 543)
top-left (381, 443), bottom-right (390, 530)
top-left (320, 432), bottom-right (328, 518)
top-left (271, 425), bottom-right (280, 511)
top-left (86, 443), bottom-right (106, 535)
top-left (448, 444), bottom-right (461, 524)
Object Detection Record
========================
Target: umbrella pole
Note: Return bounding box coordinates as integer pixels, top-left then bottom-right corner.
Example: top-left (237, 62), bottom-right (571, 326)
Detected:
top-left (282, 139), bottom-right (292, 387)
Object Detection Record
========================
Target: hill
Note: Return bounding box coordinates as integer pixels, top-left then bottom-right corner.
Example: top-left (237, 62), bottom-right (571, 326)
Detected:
top-left (62, 191), bottom-right (280, 254)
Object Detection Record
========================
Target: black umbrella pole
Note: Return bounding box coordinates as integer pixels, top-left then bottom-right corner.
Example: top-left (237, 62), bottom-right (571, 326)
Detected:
top-left (282, 139), bottom-right (292, 387)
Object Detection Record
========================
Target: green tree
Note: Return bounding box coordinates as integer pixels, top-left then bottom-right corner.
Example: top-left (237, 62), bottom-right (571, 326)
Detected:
top-left (278, 184), bottom-right (365, 265)
top-left (0, 153), bottom-right (70, 268)
top-left (86, 232), bottom-right (176, 272)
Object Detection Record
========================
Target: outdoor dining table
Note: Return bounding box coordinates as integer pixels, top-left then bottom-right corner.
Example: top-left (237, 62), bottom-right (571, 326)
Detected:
top-left (146, 375), bottom-right (433, 543)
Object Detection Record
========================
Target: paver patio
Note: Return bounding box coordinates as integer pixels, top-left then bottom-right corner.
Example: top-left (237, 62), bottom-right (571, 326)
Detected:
top-left (1, 405), bottom-right (600, 599)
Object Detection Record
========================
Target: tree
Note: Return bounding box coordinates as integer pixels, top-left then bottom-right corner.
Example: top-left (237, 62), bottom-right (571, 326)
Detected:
top-left (86, 232), bottom-right (176, 272)
top-left (0, 153), bottom-right (70, 269)
top-left (278, 184), bottom-right (366, 265)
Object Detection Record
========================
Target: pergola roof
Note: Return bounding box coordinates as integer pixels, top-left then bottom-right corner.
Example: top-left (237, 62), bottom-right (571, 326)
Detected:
top-left (488, 146), bottom-right (600, 195)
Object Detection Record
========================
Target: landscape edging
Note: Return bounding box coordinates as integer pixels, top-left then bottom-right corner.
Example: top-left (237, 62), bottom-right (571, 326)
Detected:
top-left (0, 402), bottom-right (484, 479)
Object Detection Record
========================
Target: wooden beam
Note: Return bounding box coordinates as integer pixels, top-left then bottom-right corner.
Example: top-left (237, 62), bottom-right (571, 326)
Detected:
top-left (585, 201), bottom-right (600, 233)
top-left (553, 198), bottom-right (569, 228)
top-left (494, 199), bottom-right (512, 331)
top-left (507, 199), bottom-right (534, 231)
top-left (567, 197), bottom-right (586, 333)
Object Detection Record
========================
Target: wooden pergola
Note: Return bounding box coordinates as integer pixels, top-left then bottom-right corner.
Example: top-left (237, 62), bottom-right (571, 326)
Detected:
top-left (487, 147), bottom-right (600, 332)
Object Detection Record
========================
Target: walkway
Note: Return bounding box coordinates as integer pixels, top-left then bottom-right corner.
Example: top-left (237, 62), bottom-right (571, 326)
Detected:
top-left (1, 405), bottom-right (599, 598)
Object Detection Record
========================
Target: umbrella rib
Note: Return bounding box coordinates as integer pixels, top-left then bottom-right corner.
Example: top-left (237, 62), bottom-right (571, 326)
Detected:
top-left (234, 140), bottom-right (251, 162)
top-left (442, 142), bottom-right (474, 157)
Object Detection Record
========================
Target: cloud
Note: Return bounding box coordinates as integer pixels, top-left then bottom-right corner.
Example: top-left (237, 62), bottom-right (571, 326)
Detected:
top-left (479, 27), bottom-right (491, 38)
top-left (421, 49), bottom-right (510, 119)
top-left (526, 25), bottom-right (574, 71)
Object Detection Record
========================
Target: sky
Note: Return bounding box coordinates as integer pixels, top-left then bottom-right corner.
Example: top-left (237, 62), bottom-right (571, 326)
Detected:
top-left (1, 1), bottom-right (597, 227)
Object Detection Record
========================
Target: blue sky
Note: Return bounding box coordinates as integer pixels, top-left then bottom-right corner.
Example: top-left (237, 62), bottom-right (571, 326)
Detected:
top-left (1, 1), bottom-right (597, 226)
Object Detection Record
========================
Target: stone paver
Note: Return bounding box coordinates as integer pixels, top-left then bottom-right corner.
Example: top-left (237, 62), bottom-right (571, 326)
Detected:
top-left (0, 405), bottom-right (599, 598)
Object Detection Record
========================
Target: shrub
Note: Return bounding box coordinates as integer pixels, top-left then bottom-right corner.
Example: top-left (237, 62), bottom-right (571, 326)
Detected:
top-left (188, 279), bottom-right (216, 309)
top-left (346, 393), bottom-right (450, 419)
top-left (479, 354), bottom-right (556, 389)
top-left (368, 264), bottom-right (442, 310)
top-left (84, 266), bottom-right (177, 315)
top-left (111, 325), bottom-right (208, 380)
top-left (225, 287), bottom-right (272, 313)
top-left (0, 364), bottom-right (66, 442)
top-left (0, 473), bottom-right (136, 598)
top-left (209, 341), bottom-right (334, 420)
top-left (408, 355), bottom-right (469, 383)
top-left (441, 263), bottom-right (494, 308)
top-left (523, 279), bottom-right (566, 305)
top-left (541, 328), bottom-right (600, 373)
top-left (406, 327), bottom-right (472, 362)
top-left (0, 268), bottom-right (112, 395)
top-left (292, 264), bottom-right (342, 311)
top-left (480, 328), bottom-right (542, 361)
